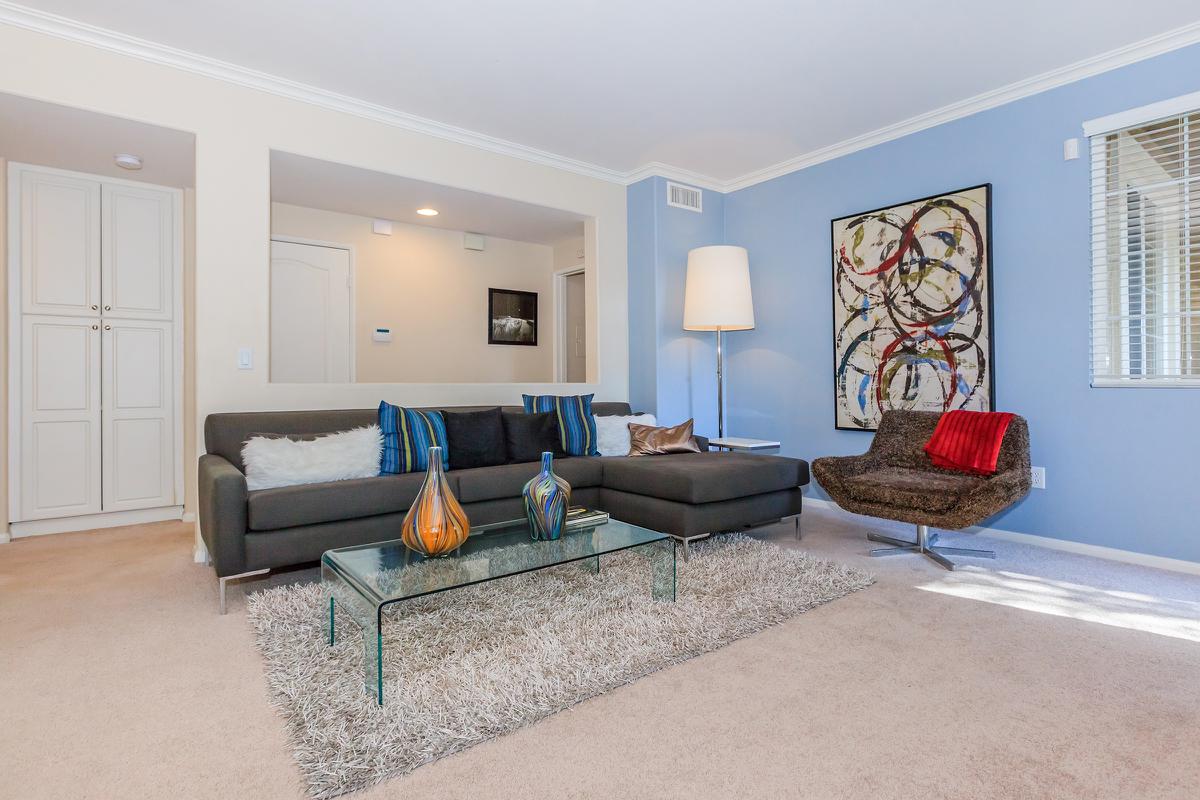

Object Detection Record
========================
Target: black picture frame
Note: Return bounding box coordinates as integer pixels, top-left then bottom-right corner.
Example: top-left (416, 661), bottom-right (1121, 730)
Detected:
top-left (829, 182), bottom-right (995, 432)
top-left (488, 288), bottom-right (538, 346)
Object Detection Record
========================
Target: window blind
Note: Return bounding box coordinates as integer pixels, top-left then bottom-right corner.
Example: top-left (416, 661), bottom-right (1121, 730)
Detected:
top-left (1090, 110), bottom-right (1200, 385)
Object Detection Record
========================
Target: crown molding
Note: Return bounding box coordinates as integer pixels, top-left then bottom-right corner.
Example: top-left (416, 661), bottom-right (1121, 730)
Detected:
top-left (622, 162), bottom-right (726, 193)
top-left (0, 1), bottom-right (632, 185)
top-left (719, 20), bottom-right (1200, 193)
top-left (3, 2), bottom-right (1200, 196)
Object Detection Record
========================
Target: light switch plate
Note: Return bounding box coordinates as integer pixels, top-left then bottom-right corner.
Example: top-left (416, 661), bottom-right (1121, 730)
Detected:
top-left (237, 347), bottom-right (253, 370)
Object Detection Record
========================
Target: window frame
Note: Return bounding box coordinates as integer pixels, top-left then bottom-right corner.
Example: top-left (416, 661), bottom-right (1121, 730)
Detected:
top-left (1085, 91), bottom-right (1200, 388)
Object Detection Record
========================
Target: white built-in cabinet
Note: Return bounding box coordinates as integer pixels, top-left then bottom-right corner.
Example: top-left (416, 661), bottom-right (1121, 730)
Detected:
top-left (8, 163), bottom-right (182, 531)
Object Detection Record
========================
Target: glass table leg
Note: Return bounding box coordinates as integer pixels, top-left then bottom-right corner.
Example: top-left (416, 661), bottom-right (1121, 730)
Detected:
top-left (363, 611), bottom-right (383, 706)
top-left (322, 558), bottom-right (386, 705)
top-left (647, 539), bottom-right (676, 601)
top-left (326, 596), bottom-right (335, 646)
top-left (578, 555), bottom-right (600, 574)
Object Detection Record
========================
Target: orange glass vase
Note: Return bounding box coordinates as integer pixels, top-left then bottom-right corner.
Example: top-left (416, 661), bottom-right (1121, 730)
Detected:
top-left (400, 446), bottom-right (470, 557)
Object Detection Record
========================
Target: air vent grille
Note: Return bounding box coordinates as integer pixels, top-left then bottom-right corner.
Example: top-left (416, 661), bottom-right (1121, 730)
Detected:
top-left (666, 181), bottom-right (703, 213)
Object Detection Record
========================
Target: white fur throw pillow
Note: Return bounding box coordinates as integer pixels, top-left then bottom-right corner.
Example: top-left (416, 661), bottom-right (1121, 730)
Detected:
top-left (595, 413), bottom-right (657, 457)
top-left (241, 425), bottom-right (383, 491)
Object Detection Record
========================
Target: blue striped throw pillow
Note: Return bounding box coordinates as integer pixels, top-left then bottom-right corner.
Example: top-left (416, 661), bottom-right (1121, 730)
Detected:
top-left (378, 402), bottom-right (449, 473)
top-left (521, 394), bottom-right (598, 456)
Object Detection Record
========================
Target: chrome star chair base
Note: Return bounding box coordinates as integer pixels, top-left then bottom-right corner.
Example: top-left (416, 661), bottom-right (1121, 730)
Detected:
top-left (867, 524), bottom-right (994, 571)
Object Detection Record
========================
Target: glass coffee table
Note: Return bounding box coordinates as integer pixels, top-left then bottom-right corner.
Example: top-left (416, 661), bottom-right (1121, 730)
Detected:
top-left (321, 517), bottom-right (676, 705)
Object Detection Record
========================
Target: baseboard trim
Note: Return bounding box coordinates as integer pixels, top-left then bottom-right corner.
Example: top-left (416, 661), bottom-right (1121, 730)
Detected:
top-left (9, 506), bottom-right (184, 538)
top-left (803, 497), bottom-right (1200, 577)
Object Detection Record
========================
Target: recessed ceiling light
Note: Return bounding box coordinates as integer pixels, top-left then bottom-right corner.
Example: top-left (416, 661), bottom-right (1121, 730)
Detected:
top-left (114, 153), bottom-right (143, 170)
top-left (416, 208), bottom-right (439, 216)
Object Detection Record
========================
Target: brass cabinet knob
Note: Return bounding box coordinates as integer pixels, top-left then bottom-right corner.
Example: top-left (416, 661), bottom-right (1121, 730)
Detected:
top-left (91, 304), bottom-right (98, 310)
top-left (104, 305), bottom-right (111, 311)
top-left (104, 325), bottom-right (112, 331)
top-left (91, 324), bottom-right (98, 330)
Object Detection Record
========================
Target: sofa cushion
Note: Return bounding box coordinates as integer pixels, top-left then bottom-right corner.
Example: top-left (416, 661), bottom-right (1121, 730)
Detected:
top-left (502, 411), bottom-right (564, 463)
top-left (454, 458), bottom-right (603, 504)
top-left (600, 452), bottom-right (808, 504)
top-left (843, 467), bottom-right (985, 513)
top-left (443, 407), bottom-right (507, 470)
top-left (247, 472), bottom-right (429, 531)
top-left (522, 393), bottom-right (599, 456)
top-left (378, 402), bottom-right (449, 473)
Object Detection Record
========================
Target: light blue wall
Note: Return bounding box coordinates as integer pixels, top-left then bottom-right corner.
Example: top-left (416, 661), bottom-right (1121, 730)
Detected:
top-left (627, 177), bottom-right (725, 434)
top-left (630, 43), bottom-right (1200, 563)
top-left (627, 178), bottom-right (659, 414)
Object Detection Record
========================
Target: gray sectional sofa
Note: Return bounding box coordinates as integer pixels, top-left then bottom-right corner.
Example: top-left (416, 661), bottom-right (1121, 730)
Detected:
top-left (199, 402), bottom-right (809, 610)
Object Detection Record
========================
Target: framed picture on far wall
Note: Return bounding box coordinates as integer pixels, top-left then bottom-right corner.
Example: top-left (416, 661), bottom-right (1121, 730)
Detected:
top-left (830, 183), bottom-right (994, 431)
top-left (488, 288), bottom-right (538, 346)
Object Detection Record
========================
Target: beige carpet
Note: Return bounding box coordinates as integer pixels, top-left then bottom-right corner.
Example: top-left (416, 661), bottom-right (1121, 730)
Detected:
top-left (2, 507), bottom-right (1199, 799)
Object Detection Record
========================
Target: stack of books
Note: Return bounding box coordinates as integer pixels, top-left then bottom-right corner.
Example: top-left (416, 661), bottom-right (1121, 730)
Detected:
top-left (565, 506), bottom-right (610, 530)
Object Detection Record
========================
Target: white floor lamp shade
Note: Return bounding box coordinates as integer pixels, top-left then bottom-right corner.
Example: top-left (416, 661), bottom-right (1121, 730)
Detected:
top-left (683, 246), bottom-right (755, 437)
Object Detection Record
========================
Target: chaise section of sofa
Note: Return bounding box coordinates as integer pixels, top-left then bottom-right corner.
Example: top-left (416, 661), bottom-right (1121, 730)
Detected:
top-left (199, 403), bottom-right (809, 609)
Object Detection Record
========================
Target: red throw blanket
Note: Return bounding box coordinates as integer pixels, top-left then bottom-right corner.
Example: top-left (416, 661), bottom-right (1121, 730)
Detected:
top-left (924, 410), bottom-right (1015, 475)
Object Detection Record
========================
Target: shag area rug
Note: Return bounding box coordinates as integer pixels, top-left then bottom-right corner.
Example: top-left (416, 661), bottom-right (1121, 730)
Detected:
top-left (247, 534), bottom-right (873, 798)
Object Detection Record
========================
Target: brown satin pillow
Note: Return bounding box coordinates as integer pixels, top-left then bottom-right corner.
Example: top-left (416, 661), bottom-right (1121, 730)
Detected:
top-left (628, 419), bottom-right (702, 456)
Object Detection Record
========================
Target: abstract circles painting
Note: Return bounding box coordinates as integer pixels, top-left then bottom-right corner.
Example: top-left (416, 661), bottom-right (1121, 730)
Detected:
top-left (831, 184), bottom-right (994, 431)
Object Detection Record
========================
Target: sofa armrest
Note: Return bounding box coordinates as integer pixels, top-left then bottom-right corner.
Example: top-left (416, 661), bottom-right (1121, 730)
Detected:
top-left (693, 434), bottom-right (710, 451)
top-left (198, 453), bottom-right (249, 577)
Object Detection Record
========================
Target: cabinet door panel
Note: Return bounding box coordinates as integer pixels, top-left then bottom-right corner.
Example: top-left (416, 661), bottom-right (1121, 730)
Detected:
top-left (102, 319), bottom-right (174, 511)
top-left (19, 169), bottom-right (101, 316)
top-left (19, 316), bottom-right (102, 520)
top-left (101, 183), bottom-right (177, 320)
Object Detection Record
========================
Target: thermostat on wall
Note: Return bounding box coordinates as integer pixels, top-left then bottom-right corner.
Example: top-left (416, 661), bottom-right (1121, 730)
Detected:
top-left (372, 327), bottom-right (392, 343)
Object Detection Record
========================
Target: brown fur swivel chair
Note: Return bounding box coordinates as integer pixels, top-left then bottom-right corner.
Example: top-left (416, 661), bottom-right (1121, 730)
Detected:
top-left (812, 410), bottom-right (1031, 570)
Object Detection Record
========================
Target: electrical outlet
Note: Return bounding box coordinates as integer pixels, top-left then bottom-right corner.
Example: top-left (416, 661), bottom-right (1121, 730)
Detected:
top-left (1030, 466), bottom-right (1046, 490)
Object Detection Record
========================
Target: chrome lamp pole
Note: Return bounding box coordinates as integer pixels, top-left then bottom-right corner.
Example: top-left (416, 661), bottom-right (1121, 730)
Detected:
top-left (715, 328), bottom-right (724, 438)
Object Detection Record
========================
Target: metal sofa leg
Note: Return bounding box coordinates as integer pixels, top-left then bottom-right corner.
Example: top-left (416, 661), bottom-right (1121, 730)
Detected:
top-left (218, 568), bottom-right (270, 614)
top-left (867, 524), bottom-right (995, 571)
top-left (669, 533), bottom-right (712, 562)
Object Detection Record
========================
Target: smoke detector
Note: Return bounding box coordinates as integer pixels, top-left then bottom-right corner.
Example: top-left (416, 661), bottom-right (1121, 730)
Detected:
top-left (114, 154), bottom-right (143, 170)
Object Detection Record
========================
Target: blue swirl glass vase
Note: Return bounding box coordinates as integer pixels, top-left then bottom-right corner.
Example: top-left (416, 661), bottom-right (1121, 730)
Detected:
top-left (523, 451), bottom-right (572, 541)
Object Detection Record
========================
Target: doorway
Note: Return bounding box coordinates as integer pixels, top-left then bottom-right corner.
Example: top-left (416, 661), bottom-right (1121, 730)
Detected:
top-left (269, 238), bottom-right (354, 383)
top-left (555, 268), bottom-right (586, 382)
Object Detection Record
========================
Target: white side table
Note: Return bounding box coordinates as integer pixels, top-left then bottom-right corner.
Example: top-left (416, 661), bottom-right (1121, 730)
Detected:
top-left (708, 437), bottom-right (781, 452)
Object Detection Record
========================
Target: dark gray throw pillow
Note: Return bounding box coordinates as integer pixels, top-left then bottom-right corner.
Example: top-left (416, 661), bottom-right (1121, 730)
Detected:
top-left (502, 411), bottom-right (564, 463)
top-left (443, 407), bottom-right (507, 470)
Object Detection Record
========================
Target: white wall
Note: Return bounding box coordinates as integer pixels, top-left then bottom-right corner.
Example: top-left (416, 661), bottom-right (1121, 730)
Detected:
top-left (553, 236), bottom-right (585, 270)
top-left (0, 23), bottom-right (627, 547)
top-left (0, 157), bottom-right (7, 540)
top-left (271, 202), bottom-right (559, 383)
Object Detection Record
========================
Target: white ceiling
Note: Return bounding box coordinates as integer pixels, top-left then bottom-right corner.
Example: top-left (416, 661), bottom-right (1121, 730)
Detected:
top-left (271, 152), bottom-right (585, 245)
top-left (0, 91), bottom-right (194, 187)
top-left (8, 1), bottom-right (1200, 185)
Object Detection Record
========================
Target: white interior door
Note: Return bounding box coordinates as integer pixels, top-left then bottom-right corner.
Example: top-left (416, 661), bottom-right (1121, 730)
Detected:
top-left (101, 319), bottom-right (175, 511)
top-left (270, 239), bottom-right (352, 383)
top-left (101, 183), bottom-right (178, 320)
top-left (18, 167), bottom-right (101, 316)
top-left (564, 271), bottom-right (586, 382)
top-left (19, 315), bottom-right (102, 520)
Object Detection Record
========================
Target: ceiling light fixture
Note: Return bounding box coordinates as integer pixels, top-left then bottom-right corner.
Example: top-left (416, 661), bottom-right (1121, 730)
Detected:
top-left (416, 207), bottom-right (439, 216)
top-left (114, 153), bottom-right (143, 170)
